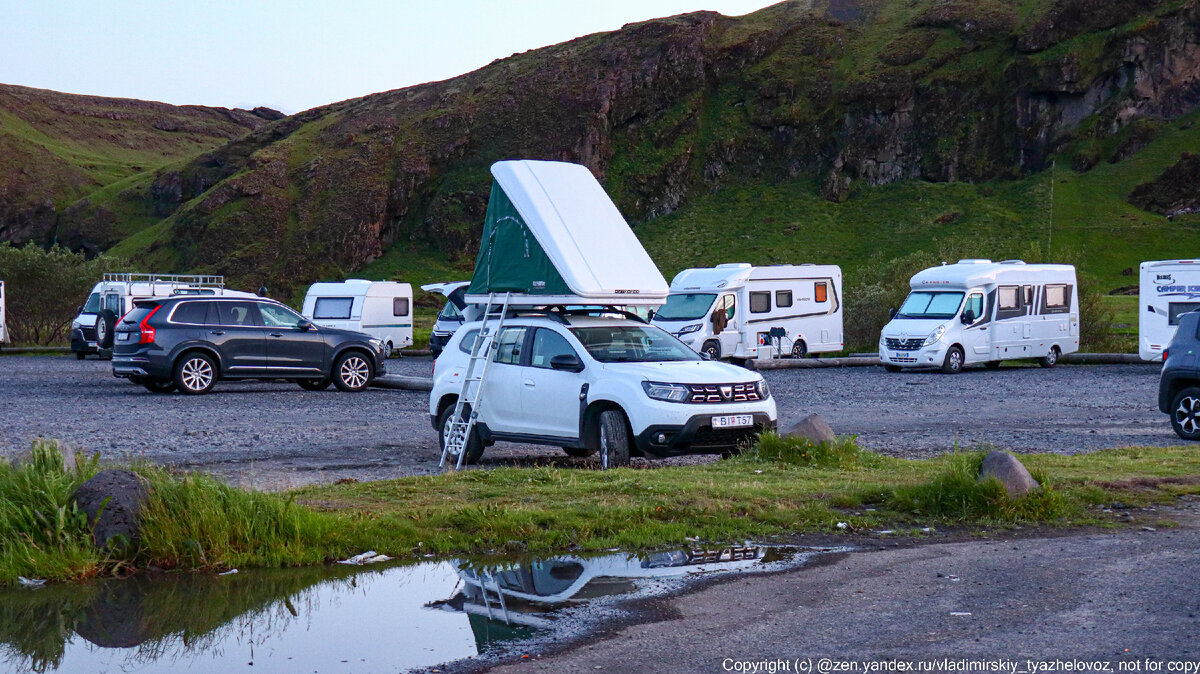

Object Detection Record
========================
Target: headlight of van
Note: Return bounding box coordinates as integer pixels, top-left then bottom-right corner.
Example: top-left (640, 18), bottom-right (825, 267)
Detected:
top-left (923, 325), bottom-right (946, 347)
top-left (678, 324), bottom-right (702, 335)
top-left (642, 381), bottom-right (689, 403)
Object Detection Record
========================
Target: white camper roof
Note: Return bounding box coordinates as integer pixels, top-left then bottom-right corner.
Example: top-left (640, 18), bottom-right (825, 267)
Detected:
top-left (305, 280), bottom-right (411, 298)
top-left (1141, 259), bottom-right (1200, 270)
top-left (910, 260), bottom-right (1076, 290)
top-left (670, 264), bottom-right (842, 290)
top-left (468, 160), bottom-right (668, 306)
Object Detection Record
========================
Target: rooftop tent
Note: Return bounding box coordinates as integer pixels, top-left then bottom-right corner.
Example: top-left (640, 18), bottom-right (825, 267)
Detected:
top-left (466, 160), bottom-right (669, 306)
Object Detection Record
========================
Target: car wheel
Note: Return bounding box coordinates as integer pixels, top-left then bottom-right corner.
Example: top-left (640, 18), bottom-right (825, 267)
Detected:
top-left (883, 364), bottom-right (902, 373)
top-left (701, 340), bottom-right (721, 360)
top-left (298, 377), bottom-right (332, 391)
top-left (985, 361), bottom-right (1002, 370)
top-left (941, 346), bottom-right (964, 374)
top-left (791, 340), bottom-right (807, 358)
top-left (1039, 346), bottom-right (1060, 368)
top-left (333, 351), bottom-right (373, 392)
top-left (1171, 387), bottom-right (1200, 441)
top-left (598, 409), bottom-right (631, 469)
top-left (96, 310), bottom-right (117, 350)
top-left (174, 352), bottom-right (217, 394)
top-left (143, 379), bottom-right (177, 394)
top-left (438, 404), bottom-right (484, 465)
top-left (562, 446), bottom-right (595, 458)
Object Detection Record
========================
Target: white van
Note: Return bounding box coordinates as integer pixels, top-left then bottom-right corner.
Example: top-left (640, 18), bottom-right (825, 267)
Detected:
top-left (0, 280), bottom-right (8, 345)
top-left (301, 280), bottom-right (413, 355)
top-left (880, 260), bottom-right (1079, 373)
top-left (421, 281), bottom-right (470, 356)
top-left (71, 273), bottom-right (258, 359)
top-left (1139, 259), bottom-right (1200, 361)
top-left (652, 263), bottom-right (843, 361)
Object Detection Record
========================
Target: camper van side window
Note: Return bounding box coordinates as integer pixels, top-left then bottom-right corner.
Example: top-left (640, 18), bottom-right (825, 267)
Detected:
top-left (815, 282), bottom-right (828, 303)
top-left (1043, 284), bottom-right (1071, 314)
top-left (314, 297), bottom-right (354, 320)
top-left (750, 291), bottom-right (771, 314)
top-left (393, 298), bottom-right (410, 317)
top-left (996, 286), bottom-right (1024, 320)
top-left (775, 290), bottom-right (793, 308)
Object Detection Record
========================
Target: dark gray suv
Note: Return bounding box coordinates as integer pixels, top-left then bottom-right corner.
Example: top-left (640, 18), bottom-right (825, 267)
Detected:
top-left (1159, 310), bottom-right (1200, 440)
top-left (111, 297), bottom-right (387, 394)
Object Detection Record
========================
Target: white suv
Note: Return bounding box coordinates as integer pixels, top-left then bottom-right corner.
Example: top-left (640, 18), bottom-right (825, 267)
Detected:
top-left (429, 313), bottom-right (777, 467)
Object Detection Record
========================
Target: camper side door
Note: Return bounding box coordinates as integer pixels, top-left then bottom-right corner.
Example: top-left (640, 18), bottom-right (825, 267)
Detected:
top-left (712, 294), bottom-right (739, 355)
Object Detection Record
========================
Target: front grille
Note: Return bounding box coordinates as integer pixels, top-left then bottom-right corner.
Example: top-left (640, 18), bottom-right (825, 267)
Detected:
top-left (885, 337), bottom-right (924, 351)
top-left (691, 425), bottom-right (761, 449)
top-left (890, 356), bottom-right (918, 363)
top-left (687, 383), bottom-right (762, 404)
top-left (79, 326), bottom-right (97, 340)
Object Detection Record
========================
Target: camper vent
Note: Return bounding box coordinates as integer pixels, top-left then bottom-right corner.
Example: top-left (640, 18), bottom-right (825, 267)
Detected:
top-left (957, 259), bottom-right (993, 264)
top-left (999, 260), bottom-right (1026, 265)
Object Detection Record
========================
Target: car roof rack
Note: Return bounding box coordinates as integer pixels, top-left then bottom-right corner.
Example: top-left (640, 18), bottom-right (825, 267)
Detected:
top-left (556, 306), bottom-right (648, 324)
top-left (102, 273), bottom-right (226, 288)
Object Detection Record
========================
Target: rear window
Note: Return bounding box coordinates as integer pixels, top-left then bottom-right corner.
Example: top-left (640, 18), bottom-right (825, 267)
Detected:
top-left (457, 329), bottom-right (481, 354)
top-left (1169, 302), bottom-right (1200, 326)
top-left (122, 305), bottom-right (156, 325)
top-left (393, 297), bottom-right (410, 316)
top-left (314, 297), bottom-right (354, 320)
top-left (170, 301), bottom-right (209, 324)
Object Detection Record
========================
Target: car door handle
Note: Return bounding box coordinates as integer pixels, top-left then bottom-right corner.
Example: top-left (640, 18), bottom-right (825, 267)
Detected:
top-left (523, 379), bottom-right (535, 388)
top-left (209, 330), bottom-right (225, 335)
top-left (270, 332), bottom-right (283, 337)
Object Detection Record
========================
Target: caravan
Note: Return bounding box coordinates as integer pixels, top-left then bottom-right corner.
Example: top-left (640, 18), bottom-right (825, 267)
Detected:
top-left (301, 280), bottom-right (413, 355)
top-left (1139, 260), bottom-right (1200, 361)
top-left (652, 264), bottom-right (843, 361)
top-left (879, 260), bottom-right (1079, 373)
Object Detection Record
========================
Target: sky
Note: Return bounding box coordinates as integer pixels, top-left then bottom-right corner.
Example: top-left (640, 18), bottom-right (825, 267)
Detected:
top-left (0, 0), bottom-right (777, 115)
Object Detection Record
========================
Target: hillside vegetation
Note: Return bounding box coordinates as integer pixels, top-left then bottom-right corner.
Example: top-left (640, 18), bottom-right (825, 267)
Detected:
top-left (3, 0), bottom-right (1200, 306)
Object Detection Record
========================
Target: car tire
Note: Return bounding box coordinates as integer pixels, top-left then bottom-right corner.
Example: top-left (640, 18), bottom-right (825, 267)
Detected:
top-left (562, 446), bottom-right (595, 458)
top-left (701, 340), bottom-right (721, 360)
top-left (333, 351), bottom-right (373, 392)
top-left (298, 377), bottom-right (332, 391)
top-left (438, 404), bottom-right (484, 465)
top-left (985, 360), bottom-right (1002, 370)
top-left (941, 346), bottom-right (964, 374)
top-left (598, 409), bottom-right (632, 469)
top-left (791, 340), bottom-right (807, 358)
top-left (386, 341), bottom-right (394, 358)
top-left (1171, 387), bottom-right (1200, 441)
top-left (174, 352), bottom-right (217, 394)
top-left (143, 379), bottom-right (177, 394)
top-left (883, 364), bottom-right (902, 373)
top-left (96, 310), bottom-right (117, 350)
top-left (1039, 346), bottom-right (1060, 368)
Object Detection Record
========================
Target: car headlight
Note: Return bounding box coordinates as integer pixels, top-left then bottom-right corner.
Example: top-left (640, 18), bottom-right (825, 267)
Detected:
top-left (369, 338), bottom-right (387, 353)
top-left (678, 323), bottom-right (702, 335)
top-left (923, 325), bottom-right (946, 347)
top-left (756, 379), bottom-right (770, 399)
top-left (642, 381), bottom-right (690, 403)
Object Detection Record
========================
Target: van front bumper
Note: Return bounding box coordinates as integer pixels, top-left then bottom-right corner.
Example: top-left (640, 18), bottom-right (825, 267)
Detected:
top-left (635, 413), bottom-right (776, 458)
top-left (71, 328), bottom-right (100, 354)
top-left (879, 343), bottom-right (946, 368)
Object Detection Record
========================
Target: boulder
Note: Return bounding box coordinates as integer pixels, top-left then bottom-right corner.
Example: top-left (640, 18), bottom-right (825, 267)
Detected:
top-left (979, 450), bottom-right (1040, 497)
top-left (71, 470), bottom-right (150, 550)
top-left (781, 413), bottom-right (836, 445)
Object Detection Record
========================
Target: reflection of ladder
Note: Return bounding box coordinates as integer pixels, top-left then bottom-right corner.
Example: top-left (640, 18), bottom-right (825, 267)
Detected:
top-left (478, 570), bottom-right (511, 624)
top-left (440, 292), bottom-right (511, 469)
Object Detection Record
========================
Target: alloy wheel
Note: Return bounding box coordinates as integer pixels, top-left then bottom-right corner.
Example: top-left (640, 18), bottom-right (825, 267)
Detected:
top-left (181, 358), bottom-right (213, 392)
top-left (1176, 396), bottom-right (1200, 435)
top-left (339, 356), bottom-right (370, 389)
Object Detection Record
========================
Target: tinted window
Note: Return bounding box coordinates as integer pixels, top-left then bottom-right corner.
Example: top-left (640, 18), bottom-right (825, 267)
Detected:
top-left (393, 297), bottom-right (410, 317)
top-left (495, 327), bottom-right (527, 365)
top-left (122, 305), bottom-right (157, 325)
top-left (171, 301), bottom-right (209, 324)
top-left (314, 297), bottom-right (353, 320)
top-left (215, 302), bottom-right (261, 327)
top-left (1169, 302), bottom-right (1200, 326)
top-left (457, 329), bottom-right (481, 354)
top-left (530, 329), bottom-right (577, 369)
top-left (260, 303), bottom-right (303, 328)
top-left (83, 293), bottom-right (101, 313)
top-left (775, 290), bottom-right (793, 308)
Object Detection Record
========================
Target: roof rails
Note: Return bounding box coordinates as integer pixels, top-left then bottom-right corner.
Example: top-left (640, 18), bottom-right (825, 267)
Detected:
top-left (102, 273), bottom-right (225, 288)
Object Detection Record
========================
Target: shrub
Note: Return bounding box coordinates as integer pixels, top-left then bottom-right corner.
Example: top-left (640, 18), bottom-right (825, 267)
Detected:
top-left (0, 244), bottom-right (130, 344)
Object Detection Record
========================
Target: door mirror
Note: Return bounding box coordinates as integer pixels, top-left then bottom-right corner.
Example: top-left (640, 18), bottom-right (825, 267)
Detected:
top-left (889, 308), bottom-right (897, 320)
top-left (298, 319), bottom-right (314, 331)
top-left (961, 310), bottom-right (976, 325)
top-left (699, 351), bottom-right (713, 361)
top-left (549, 353), bottom-right (584, 372)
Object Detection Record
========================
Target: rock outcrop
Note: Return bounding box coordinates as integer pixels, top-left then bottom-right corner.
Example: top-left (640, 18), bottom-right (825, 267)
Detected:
top-left (71, 470), bottom-right (151, 550)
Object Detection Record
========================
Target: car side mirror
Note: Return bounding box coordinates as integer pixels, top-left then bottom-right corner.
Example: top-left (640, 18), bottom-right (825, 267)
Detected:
top-left (961, 310), bottom-right (976, 325)
top-left (76, 305), bottom-right (82, 313)
top-left (889, 308), bottom-right (897, 320)
top-left (699, 351), bottom-right (713, 361)
top-left (550, 353), bottom-right (584, 372)
top-left (299, 319), bottom-right (313, 331)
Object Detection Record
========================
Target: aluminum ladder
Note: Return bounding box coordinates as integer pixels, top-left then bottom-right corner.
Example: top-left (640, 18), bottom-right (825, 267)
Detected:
top-left (440, 292), bottom-right (511, 469)
top-left (478, 570), bottom-right (511, 624)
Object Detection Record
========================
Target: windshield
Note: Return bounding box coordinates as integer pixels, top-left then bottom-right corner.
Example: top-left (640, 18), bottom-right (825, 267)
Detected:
top-left (654, 293), bottom-right (716, 322)
top-left (440, 300), bottom-right (463, 321)
top-left (896, 291), bottom-right (964, 319)
top-left (82, 293), bottom-right (101, 313)
top-left (570, 325), bottom-right (700, 363)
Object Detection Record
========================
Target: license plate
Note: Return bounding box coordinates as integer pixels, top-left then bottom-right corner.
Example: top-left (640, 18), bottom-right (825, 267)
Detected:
top-left (117, 333), bottom-right (132, 342)
top-left (712, 414), bottom-right (753, 429)
top-left (894, 352), bottom-right (909, 358)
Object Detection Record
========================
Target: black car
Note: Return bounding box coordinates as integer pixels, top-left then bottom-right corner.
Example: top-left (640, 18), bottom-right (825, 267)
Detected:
top-left (1158, 310), bottom-right (1200, 440)
top-left (111, 297), bottom-right (387, 394)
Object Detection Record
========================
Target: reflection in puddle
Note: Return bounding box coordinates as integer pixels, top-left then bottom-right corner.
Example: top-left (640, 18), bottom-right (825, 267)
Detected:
top-left (0, 545), bottom-right (826, 673)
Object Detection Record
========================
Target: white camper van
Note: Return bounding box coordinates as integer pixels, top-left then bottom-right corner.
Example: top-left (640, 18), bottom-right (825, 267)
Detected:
top-left (301, 280), bottom-right (413, 355)
top-left (1139, 259), bottom-right (1200, 361)
top-left (0, 280), bottom-right (8, 346)
top-left (879, 260), bottom-right (1079, 373)
top-left (652, 264), bottom-right (843, 361)
top-left (71, 273), bottom-right (257, 358)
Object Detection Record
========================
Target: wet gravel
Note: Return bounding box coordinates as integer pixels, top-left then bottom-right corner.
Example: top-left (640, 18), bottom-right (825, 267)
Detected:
top-left (0, 355), bottom-right (1176, 488)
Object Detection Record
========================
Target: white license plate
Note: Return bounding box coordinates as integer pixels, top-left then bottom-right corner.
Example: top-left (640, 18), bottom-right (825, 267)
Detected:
top-left (712, 414), bottom-right (753, 429)
top-left (117, 333), bottom-right (133, 342)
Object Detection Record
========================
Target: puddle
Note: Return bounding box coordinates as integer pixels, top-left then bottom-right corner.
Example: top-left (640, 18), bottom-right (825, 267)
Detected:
top-left (0, 545), bottom-right (836, 674)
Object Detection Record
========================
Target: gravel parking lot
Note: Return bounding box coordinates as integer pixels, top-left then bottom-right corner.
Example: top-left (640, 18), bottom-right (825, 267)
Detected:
top-left (0, 355), bottom-right (1177, 488)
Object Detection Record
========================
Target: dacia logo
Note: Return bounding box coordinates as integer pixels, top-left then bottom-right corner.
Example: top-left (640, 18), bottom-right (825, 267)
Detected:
top-left (719, 385), bottom-right (733, 399)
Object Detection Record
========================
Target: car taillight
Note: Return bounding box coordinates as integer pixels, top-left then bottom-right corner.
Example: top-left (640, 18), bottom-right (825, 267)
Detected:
top-left (1163, 348), bottom-right (1169, 362)
top-left (139, 305), bottom-right (162, 344)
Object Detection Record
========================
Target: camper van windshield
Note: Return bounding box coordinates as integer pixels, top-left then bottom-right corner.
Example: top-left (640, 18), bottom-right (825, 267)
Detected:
top-left (570, 325), bottom-right (700, 363)
top-left (897, 291), bottom-right (964, 319)
top-left (82, 293), bottom-right (101, 313)
top-left (655, 293), bottom-right (717, 321)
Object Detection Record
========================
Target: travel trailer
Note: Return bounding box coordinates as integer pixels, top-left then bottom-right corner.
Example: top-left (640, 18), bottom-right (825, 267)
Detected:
top-left (879, 260), bottom-right (1079, 373)
top-left (71, 273), bottom-right (257, 358)
top-left (652, 264), bottom-right (843, 361)
top-left (1139, 259), bottom-right (1200, 361)
top-left (0, 280), bottom-right (8, 346)
top-left (301, 280), bottom-right (413, 355)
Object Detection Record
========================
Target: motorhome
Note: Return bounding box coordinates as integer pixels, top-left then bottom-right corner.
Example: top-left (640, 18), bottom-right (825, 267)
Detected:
top-left (71, 273), bottom-right (257, 359)
top-left (301, 280), bottom-right (413, 355)
top-left (1139, 259), bottom-right (1200, 361)
top-left (0, 280), bottom-right (8, 345)
top-left (879, 260), bottom-right (1079, 373)
top-left (651, 264), bottom-right (843, 362)
top-left (421, 281), bottom-right (470, 356)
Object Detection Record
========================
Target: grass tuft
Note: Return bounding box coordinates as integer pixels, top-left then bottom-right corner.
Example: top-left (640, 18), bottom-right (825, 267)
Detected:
top-left (887, 451), bottom-right (1067, 522)
top-left (738, 432), bottom-right (862, 469)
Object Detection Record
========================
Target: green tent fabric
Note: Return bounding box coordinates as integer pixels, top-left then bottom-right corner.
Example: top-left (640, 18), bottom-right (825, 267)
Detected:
top-left (467, 182), bottom-right (571, 296)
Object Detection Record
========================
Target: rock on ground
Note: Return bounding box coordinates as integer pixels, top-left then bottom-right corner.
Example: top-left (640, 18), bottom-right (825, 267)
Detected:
top-left (781, 413), bottom-right (836, 444)
top-left (979, 450), bottom-right (1040, 496)
top-left (71, 469), bottom-right (150, 550)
